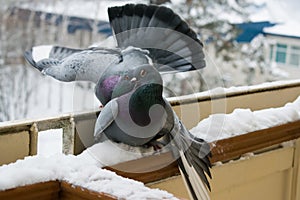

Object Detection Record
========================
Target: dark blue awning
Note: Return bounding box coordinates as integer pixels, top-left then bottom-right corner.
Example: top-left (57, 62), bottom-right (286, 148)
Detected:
top-left (235, 21), bottom-right (276, 43)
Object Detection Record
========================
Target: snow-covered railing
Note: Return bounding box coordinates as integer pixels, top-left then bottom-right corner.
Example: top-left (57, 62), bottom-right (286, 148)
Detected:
top-left (1, 79), bottom-right (300, 165)
top-left (1, 113), bottom-right (300, 199)
top-left (0, 113), bottom-right (77, 156)
top-left (1, 80), bottom-right (300, 199)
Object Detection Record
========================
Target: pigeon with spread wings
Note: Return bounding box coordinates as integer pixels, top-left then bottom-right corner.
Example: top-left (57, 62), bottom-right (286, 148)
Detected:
top-left (24, 4), bottom-right (206, 105)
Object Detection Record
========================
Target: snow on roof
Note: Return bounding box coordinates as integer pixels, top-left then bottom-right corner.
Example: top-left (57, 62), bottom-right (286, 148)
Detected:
top-left (190, 95), bottom-right (300, 143)
top-left (250, 0), bottom-right (300, 38)
top-left (0, 141), bottom-right (176, 199)
top-left (264, 22), bottom-right (300, 39)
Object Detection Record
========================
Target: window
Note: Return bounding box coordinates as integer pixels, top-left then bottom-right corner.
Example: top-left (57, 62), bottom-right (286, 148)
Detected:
top-left (289, 45), bottom-right (300, 66)
top-left (269, 43), bottom-right (300, 67)
top-left (275, 43), bottom-right (287, 64)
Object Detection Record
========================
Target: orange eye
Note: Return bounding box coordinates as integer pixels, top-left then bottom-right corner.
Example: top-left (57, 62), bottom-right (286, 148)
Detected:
top-left (124, 75), bottom-right (129, 80)
top-left (140, 69), bottom-right (146, 77)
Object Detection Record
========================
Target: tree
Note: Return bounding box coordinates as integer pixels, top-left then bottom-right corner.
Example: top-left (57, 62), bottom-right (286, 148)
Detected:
top-left (0, 0), bottom-right (99, 122)
top-left (0, 2), bottom-right (36, 122)
top-left (162, 0), bottom-right (283, 96)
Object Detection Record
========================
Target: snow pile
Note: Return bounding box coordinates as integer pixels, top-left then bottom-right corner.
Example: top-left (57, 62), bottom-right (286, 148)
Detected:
top-left (79, 140), bottom-right (163, 167)
top-left (190, 96), bottom-right (300, 142)
top-left (0, 143), bottom-right (176, 199)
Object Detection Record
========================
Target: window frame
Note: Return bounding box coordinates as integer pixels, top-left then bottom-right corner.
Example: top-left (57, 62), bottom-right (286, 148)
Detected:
top-left (269, 42), bottom-right (300, 68)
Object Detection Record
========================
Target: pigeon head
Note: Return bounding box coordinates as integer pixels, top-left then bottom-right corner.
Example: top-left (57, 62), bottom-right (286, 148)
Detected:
top-left (129, 64), bottom-right (162, 87)
top-left (112, 64), bottom-right (163, 97)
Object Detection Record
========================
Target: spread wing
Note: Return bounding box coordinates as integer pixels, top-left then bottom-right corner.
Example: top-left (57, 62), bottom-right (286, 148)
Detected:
top-left (24, 45), bottom-right (122, 83)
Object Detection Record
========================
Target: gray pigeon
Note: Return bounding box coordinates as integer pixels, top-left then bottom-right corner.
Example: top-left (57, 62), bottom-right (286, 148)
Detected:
top-left (94, 64), bottom-right (212, 199)
top-left (24, 3), bottom-right (206, 105)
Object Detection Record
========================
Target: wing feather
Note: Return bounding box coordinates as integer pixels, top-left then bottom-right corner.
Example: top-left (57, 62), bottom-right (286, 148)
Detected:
top-left (24, 46), bottom-right (121, 83)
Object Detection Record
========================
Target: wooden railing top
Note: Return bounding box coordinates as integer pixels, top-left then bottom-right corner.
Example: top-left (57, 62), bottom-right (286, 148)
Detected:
top-left (168, 79), bottom-right (300, 106)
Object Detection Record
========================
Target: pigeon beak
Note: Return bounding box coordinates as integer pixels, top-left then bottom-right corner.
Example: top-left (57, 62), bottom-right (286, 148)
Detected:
top-left (130, 77), bottom-right (137, 82)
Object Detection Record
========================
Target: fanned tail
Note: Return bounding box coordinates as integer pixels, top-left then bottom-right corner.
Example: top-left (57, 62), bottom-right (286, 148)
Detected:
top-left (108, 4), bottom-right (206, 72)
top-left (170, 118), bottom-right (212, 200)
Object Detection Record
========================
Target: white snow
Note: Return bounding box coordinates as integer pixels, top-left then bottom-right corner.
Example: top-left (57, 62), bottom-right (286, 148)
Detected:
top-left (190, 95), bottom-right (300, 142)
top-left (38, 129), bottom-right (63, 156)
top-left (0, 141), bottom-right (176, 199)
top-left (80, 140), bottom-right (164, 167)
top-left (168, 79), bottom-right (300, 103)
top-left (264, 21), bottom-right (300, 38)
top-left (249, 0), bottom-right (300, 37)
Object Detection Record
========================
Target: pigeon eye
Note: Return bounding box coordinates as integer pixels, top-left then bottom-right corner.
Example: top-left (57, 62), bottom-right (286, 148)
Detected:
top-left (140, 69), bottom-right (146, 77)
top-left (124, 75), bottom-right (130, 80)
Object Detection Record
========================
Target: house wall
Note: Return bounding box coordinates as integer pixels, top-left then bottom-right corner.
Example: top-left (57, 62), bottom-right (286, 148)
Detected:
top-left (265, 34), bottom-right (300, 80)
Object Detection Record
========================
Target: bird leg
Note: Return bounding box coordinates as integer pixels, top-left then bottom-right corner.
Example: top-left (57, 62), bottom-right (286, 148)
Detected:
top-left (144, 140), bottom-right (165, 151)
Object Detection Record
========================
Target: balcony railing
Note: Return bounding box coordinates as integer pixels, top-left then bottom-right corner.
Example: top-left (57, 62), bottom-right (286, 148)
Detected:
top-left (1, 79), bottom-right (300, 199)
top-left (1, 79), bottom-right (300, 163)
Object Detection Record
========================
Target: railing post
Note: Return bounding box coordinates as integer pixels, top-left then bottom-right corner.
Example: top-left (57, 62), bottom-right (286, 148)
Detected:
top-left (62, 117), bottom-right (75, 154)
top-left (291, 138), bottom-right (300, 200)
top-left (29, 123), bottom-right (38, 156)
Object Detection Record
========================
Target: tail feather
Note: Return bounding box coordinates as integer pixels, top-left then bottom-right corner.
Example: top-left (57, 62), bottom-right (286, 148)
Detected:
top-left (108, 4), bottom-right (206, 72)
top-left (178, 158), bottom-right (199, 200)
top-left (180, 132), bottom-right (211, 190)
top-left (179, 150), bottom-right (211, 200)
top-left (169, 118), bottom-right (212, 196)
top-left (139, 5), bottom-right (156, 28)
